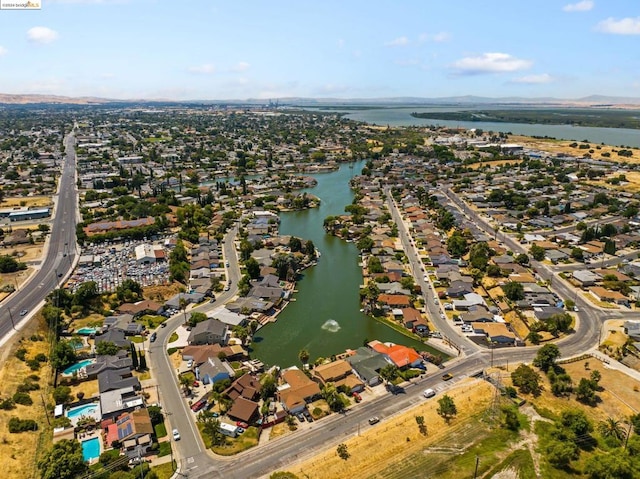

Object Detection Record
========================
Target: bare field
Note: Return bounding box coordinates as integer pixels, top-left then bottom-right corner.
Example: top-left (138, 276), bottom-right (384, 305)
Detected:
top-left (0, 196), bottom-right (52, 209)
top-left (288, 379), bottom-right (494, 479)
top-left (510, 135), bottom-right (639, 164)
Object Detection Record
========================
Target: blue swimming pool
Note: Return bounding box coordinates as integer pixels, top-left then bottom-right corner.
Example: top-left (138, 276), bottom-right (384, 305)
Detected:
top-left (62, 359), bottom-right (94, 375)
top-left (82, 437), bottom-right (100, 462)
top-left (66, 403), bottom-right (100, 419)
top-left (76, 327), bottom-right (97, 335)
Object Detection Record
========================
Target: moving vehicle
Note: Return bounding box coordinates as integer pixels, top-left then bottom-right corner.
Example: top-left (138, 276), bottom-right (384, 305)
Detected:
top-left (149, 332), bottom-right (157, 342)
top-left (442, 373), bottom-right (453, 381)
top-left (423, 388), bottom-right (436, 398)
top-left (172, 429), bottom-right (180, 440)
top-left (368, 416), bottom-right (380, 425)
top-left (20, 309), bottom-right (28, 316)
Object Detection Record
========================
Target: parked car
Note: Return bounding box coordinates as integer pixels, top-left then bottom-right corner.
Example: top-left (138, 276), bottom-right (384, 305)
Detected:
top-left (302, 410), bottom-right (313, 422)
top-left (172, 429), bottom-right (180, 440)
top-left (187, 359), bottom-right (194, 368)
top-left (368, 416), bottom-right (380, 425)
top-left (423, 388), bottom-right (436, 398)
top-left (236, 421), bottom-right (249, 428)
top-left (296, 412), bottom-right (305, 423)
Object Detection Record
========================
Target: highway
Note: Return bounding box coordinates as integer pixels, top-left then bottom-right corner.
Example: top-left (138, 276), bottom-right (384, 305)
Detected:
top-left (0, 130), bottom-right (78, 344)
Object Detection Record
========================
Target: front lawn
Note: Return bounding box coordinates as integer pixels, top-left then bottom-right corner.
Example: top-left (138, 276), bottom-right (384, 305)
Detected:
top-left (212, 426), bottom-right (260, 456)
top-left (141, 314), bottom-right (166, 329)
top-left (154, 422), bottom-right (167, 438)
top-left (151, 461), bottom-right (176, 479)
top-left (157, 441), bottom-right (172, 457)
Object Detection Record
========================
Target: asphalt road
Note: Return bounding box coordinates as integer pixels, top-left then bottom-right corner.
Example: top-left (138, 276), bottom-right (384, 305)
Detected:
top-left (0, 131), bottom-right (78, 343)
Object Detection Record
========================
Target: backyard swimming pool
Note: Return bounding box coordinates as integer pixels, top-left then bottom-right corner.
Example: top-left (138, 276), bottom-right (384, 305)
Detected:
top-left (62, 359), bottom-right (94, 375)
top-left (82, 437), bottom-right (101, 462)
top-left (76, 327), bottom-right (97, 335)
top-left (66, 402), bottom-right (100, 419)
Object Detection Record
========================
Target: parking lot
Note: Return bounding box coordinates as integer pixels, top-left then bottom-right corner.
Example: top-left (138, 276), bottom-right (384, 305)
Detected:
top-left (69, 238), bottom-right (171, 293)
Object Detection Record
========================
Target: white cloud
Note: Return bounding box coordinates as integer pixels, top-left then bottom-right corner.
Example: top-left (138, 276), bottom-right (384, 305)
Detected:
top-left (512, 73), bottom-right (553, 84)
top-left (0, 46), bottom-right (7, 56)
top-left (563, 0), bottom-right (594, 12)
top-left (188, 64), bottom-right (215, 74)
top-left (230, 61), bottom-right (250, 73)
top-left (596, 17), bottom-right (640, 35)
top-left (27, 26), bottom-right (59, 44)
top-left (450, 52), bottom-right (532, 75)
top-left (385, 36), bottom-right (409, 47)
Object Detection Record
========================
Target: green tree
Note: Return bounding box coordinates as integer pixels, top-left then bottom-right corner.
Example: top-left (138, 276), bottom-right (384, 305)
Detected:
top-left (50, 341), bottom-right (77, 371)
top-left (322, 383), bottom-right (346, 412)
top-left (38, 439), bottom-right (88, 479)
top-left (95, 341), bottom-right (120, 356)
top-left (198, 411), bottom-right (226, 446)
top-left (269, 473), bottom-right (300, 479)
top-left (502, 281), bottom-right (525, 301)
top-left (336, 443), bottom-right (350, 460)
top-left (415, 415), bottom-right (427, 435)
top-left (437, 394), bottom-right (457, 423)
top-left (575, 377), bottom-right (598, 406)
top-left (597, 417), bottom-right (627, 444)
top-left (447, 232), bottom-right (468, 258)
top-left (245, 257), bottom-right (261, 279)
top-left (500, 405), bottom-right (521, 431)
top-left (298, 349), bottom-right (310, 365)
top-left (515, 253), bottom-right (529, 265)
top-left (52, 386), bottom-right (72, 405)
top-left (533, 344), bottom-right (561, 373)
top-left (511, 364), bottom-right (541, 396)
top-left (545, 439), bottom-right (578, 468)
top-left (188, 311), bottom-right (208, 328)
top-left (356, 236), bottom-right (374, 252)
top-left (530, 244), bottom-right (546, 261)
top-left (469, 242), bottom-right (492, 270)
top-left (379, 364), bottom-right (398, 384)
top-left (130, 343), bottom-right (139, 370)
top-left (585, 451), bottom-right (635, 479)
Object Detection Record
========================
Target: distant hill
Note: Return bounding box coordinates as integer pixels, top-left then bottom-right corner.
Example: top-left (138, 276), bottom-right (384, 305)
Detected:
top-left (2, 92), bottom-right (640, 107)
top-left (0, 93), bottom-right (115, 105)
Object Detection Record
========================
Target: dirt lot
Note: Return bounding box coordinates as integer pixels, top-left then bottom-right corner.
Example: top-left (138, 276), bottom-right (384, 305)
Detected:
top-left (0, 196), bottom-right (53, 209)
top-left (144, 283), bottom-right (184, 302)
top-left (288, 379), bottom-right (494, 479)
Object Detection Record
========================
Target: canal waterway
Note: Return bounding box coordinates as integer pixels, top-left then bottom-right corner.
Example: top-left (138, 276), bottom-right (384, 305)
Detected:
top-left (341, 107), bottom-right (640, 148)
top-left (250, 160), bottom-right (429, 368)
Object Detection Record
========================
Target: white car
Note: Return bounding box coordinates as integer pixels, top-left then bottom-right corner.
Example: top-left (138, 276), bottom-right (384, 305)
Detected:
top-left (423, 388), bottom-right (436, 398)
top-left (172, 429), bottom-right (180, 440)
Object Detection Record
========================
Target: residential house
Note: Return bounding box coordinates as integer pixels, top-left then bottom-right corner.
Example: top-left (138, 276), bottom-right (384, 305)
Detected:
top-left (369, 340), bottom-right (423, 369)
top-left (195, 356), bottom-right (235, 385)
top-left (278, 367), bottom-right (322, 414)
top-left (346, 347), bottom-right (390, 386)
top-left (312, 359), bottom-right (364, 393)
top-left (98, 368), bottom-right (140, 394)
top-left (573, 270), bottom-right (599, 288)
top-left (589, 287), bottom-right (629, 306)
top-left (85, 352), bottom-right (132, 379)
top-left (227, 397), bottom-right (260, 424)
top-left (117, 299), bottom-right (164, 318)
top-left (100, 386), bottom-right (144, 420)
top-left (102, 409), bottom-right (153, 458)
top-left (181, 344), bottom-right (247, 365)
top-left (624, 321), bottom-right (640, 340)
top-left (401, 307), bottom-right (428, 329)
top-left (187, 318), bottom-right (229, 346)
top-left (94, 328), bottom-right (131, 350)
top-left (224, 374), bottom-right (262, 402)
top-left (471, 322), bottom-right (516, 345)
top-left (377, 294), bottom-right (411, 309)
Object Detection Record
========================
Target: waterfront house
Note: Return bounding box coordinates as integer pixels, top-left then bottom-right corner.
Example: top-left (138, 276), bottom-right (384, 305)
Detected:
top-left (312, 359), bottom-right (364, 393)
top-left (368, 340), bottom-right (422, 369)
top-left (224, 374), bottom-right (262, 401)
top-left (187, 318), bottom-right (229, 346)
top-left (346, 347), bottom-right (390, 386)
top-left (377, 294), bottom-right (411, 309)
top-left (278, 367), bottom-right (321, 414)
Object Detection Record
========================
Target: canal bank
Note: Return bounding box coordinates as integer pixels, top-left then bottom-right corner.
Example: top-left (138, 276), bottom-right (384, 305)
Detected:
top-left (250, 161), bottom-right (440, 368)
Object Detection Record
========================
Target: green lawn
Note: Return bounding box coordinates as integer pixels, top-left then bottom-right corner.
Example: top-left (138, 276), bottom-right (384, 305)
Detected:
top-left (168, 332), bottom-right (178, 343)
top-left (154, 422), bottom-right (167, 438)
top-left (158, 441), bottom-right (172, 457)
top-left (131, 335), bottom-right (145, 343)
top-left (141, 314), bottom-right (166, 329)
top-left (212, 426), bottom-right (260, 456)
top-left (151, 461), bottom-right (176, 479)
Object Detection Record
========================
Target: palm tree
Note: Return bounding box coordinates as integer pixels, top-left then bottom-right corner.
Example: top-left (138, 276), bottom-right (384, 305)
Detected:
top-left (298, 349), bottom-right (310, 365)
top-left (598, 417), bottom-right (627, 443)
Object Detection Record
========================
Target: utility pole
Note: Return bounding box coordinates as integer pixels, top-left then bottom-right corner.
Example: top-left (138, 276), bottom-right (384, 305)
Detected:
top-left (40, 392), bottom-right (50, 426)
top-left (473, 456), bottom-right (480, 478)
top-left (7, 307), bottom-right (16, 331)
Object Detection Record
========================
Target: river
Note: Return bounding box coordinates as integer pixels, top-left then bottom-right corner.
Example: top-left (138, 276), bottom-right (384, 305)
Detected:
top-left (340, 107), bottom-right (640, 148)
top-left (250, 160), bottom-right (431, 368)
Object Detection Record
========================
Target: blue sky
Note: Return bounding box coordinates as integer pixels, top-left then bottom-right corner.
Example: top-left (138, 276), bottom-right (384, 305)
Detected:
top-left (0, 0), bottom-right (639, 100)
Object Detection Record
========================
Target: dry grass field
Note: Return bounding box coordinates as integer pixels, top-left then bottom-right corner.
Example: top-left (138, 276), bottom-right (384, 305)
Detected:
top-left (0, 196), bottom-right (52, 209)
top-left (0, 317), bottom-right (54, 479)
top-left (510, 135), bottom-right (639, 164)
top-left (288, 379), bottom-right (495, 479)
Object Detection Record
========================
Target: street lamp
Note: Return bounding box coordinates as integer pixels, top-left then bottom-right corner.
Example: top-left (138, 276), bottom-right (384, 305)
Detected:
top-left (7, 307), bottom-right (16, 331)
